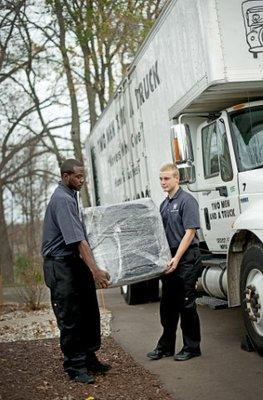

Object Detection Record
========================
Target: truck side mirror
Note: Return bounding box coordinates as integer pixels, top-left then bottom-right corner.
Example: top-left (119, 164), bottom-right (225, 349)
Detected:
top-left (170, 124), bottom-right (194, 164)
top-left (170, 124), bottom-right (195, 183)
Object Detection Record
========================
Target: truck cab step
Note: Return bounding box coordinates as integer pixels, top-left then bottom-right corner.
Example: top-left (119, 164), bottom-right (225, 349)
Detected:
top-left (196, 295), bottom-right (228, 309)
top-left (202, 257), bottom-right (226, 269)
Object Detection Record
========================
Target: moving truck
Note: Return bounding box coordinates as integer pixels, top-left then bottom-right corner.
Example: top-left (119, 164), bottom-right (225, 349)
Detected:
top-left (85, 0), bottom-right (263, 353)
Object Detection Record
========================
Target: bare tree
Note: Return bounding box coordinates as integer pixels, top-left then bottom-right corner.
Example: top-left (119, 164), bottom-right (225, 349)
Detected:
top-left (0, 0), bottom-right (165, 284)
top-left (0, 0), bottom-right (67, 282)
top-left (43, 0), bottom-right (164, 205)
top-left (60, 0), bottom-right (164, 125)
top-left (0, 1), bottom-right (27, 81)
top-left (49, 0), bottom-right (91, 206)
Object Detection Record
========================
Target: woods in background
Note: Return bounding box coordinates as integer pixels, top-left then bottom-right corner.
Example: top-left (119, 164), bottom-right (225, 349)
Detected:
top-left (0, 0), bottom-right (164, 285)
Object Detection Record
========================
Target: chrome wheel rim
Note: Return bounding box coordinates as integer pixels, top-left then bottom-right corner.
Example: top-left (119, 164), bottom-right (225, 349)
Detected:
top-left (245, 268), bottom-right (263, 337)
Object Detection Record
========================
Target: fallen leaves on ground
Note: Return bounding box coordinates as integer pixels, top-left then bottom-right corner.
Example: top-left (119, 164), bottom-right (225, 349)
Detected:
top-left (0, 337), bottom-right (175, 400)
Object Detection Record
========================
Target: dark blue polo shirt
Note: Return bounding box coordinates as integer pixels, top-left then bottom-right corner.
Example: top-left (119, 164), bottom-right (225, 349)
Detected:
top-left (42, 182), bottom-right (86, 256)
top-left (160, 187), bottom-right (200, 250)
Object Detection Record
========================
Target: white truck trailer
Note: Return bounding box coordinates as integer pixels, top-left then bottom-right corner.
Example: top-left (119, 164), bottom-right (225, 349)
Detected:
top-left (85, 0), bottom-right (263, 353)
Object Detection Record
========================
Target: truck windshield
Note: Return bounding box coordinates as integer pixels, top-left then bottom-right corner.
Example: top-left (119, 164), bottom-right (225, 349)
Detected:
top-left (229, 105), bottom-right (263, 172)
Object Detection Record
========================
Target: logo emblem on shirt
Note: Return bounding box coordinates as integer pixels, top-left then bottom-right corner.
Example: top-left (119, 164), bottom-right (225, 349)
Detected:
top-left (170, 203), bottom-right (179, 213)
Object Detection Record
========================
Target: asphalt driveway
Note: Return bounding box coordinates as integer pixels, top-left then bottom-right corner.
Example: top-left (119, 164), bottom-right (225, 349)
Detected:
top-left (103, 288), bottom-right (263, 400)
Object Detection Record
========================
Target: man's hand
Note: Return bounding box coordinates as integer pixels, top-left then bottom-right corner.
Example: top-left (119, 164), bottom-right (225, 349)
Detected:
top-left (165, 229), bottom-right (197, 275)
top-left (78, 240), bottom-right (110, 288)
top-left (165, 257), bottom-right (179, 274)
top-left (92, 268), bottom-right (110, 289)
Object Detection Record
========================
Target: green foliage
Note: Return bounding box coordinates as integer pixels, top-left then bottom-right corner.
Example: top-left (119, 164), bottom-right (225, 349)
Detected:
top-left (16, 254), bottom-right (43, 284)
top-left (15, 254), bottom-right (44, 310)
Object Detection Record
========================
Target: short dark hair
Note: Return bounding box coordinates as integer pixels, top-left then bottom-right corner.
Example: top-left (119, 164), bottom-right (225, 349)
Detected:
top-left (60, 159), bottom-right (83, 175)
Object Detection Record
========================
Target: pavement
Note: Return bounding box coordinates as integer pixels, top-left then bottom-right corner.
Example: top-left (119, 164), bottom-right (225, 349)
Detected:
top-left (103, 287), bottom-right (263, 400)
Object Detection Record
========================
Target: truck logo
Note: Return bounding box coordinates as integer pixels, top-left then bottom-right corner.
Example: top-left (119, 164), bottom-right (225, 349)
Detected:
top-left (242, 0), bottom-right (263, 58)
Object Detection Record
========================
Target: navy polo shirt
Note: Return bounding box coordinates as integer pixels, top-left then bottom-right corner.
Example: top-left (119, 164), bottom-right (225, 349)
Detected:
top-left (42, 182), bottom-right (86, 257)
top-left (160, 187), bottom-right (200, 250)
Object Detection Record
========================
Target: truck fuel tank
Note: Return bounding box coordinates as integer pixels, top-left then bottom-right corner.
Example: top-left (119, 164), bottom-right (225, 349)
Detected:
top-left (200, 258), bottom-right (228, 300)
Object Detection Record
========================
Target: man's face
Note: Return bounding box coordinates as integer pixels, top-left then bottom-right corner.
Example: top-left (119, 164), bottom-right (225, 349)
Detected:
top-left (63, 166), bottom-right (85, 191)
top-left (159, 170), bottom-right (179, 195)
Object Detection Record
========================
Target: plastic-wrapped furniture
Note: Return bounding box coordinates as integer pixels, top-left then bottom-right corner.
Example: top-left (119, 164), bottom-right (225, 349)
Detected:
top-left (83, 198), bottom-right (170, 287)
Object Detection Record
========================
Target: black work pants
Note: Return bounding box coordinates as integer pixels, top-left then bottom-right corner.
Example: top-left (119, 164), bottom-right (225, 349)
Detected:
top-left (43, 256), bottom-right (101, 374)
top-left (157, 247), bottom-right (203, 354)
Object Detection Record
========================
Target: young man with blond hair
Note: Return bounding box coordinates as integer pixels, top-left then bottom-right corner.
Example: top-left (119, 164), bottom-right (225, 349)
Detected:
top-left (147, 163), bottom-right (203, 361)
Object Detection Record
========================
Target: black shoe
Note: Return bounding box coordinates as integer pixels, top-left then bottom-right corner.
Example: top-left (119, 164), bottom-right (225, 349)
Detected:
top-left (86, 353), bottom-right (111, 374)
top-left (68, 372), bottom-right (95, 384)
top-left (88, 360), bottom-right (111, 374)
top-left (147, 348), bottom-right (174, 360)
top-left (174, 349), bottom-right (201, 361)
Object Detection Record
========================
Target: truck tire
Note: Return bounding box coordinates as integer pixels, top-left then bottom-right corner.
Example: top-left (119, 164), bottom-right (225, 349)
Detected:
top-left (121, 278), bottom-right (160, 305)
top-left (240, 243), bottom-right (263, 355)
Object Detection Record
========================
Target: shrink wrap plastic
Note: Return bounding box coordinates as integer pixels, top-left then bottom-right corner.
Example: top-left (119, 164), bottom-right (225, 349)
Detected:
top-left (83, 198), bottom-right (171, 287)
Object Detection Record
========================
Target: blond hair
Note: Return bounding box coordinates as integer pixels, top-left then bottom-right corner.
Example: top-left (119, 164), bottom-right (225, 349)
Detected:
top-left (160, 163), bottom-right (179, 177)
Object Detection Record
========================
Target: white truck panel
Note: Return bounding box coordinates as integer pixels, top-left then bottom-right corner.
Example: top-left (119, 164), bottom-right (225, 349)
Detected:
top-left (236, 169), bottom-right (263, 229)
top-left (87, 0), bottom-right (263, 207)
top-left (85, 0), bottom-right (263, 352)
top-left (168, 0), bottom-right (263, 117)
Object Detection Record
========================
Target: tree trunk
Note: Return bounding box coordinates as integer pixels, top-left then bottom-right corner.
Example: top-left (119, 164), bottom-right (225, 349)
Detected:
top-left (82, 48), bottom-right (97, 130)
top-left (54, 0), bottom-right (91, 207)
top-left (0, 274), bottom-right (3, 305)
top-left (0, 184), bottom-right (14, 284)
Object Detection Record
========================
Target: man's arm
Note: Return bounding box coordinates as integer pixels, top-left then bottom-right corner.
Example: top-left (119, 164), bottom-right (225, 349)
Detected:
top-left (78, 240), bottom-right (110, 288)
top-left (165, 228), bottom-right (196, 274)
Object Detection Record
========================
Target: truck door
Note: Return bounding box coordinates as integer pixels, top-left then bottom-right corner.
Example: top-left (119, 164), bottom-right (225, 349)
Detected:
top-left (198, 117), bottom-right (240, 253)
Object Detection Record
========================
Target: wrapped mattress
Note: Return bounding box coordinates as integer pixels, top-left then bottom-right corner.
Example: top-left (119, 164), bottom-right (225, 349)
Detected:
top-left (82, 198), bottom-right (170, 287)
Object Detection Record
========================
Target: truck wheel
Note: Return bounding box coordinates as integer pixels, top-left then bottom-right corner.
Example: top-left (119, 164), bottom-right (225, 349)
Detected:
top-left (121, 278), bottom-right (160, 305)
top-left (240, 243), bottom-right (263, 354)
top-left (121, 283), bottom-right (145, 305)
top-left (148, 278), bottom-right (160, 302)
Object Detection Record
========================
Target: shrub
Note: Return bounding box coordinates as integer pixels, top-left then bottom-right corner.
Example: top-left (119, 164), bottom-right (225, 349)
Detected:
top-left (15, 254), bottom-right (45, 310)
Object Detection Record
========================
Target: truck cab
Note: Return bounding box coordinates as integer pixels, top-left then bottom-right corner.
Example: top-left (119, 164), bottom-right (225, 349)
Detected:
top-left (173, 100), bottom-right (263, 353)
